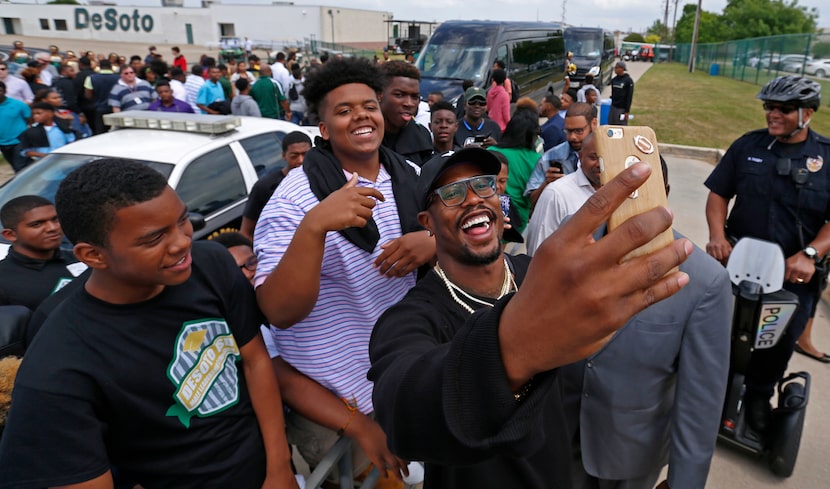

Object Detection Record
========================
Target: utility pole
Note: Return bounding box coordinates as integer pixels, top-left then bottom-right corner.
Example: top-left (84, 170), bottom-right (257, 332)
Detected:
top-left (670, 0), bottom-right (680, 62)
top-left (562, 0), bottom-right (567, 24)
top-left (689, 0), bottom-right (702, 72)
top-left (663, 0), bottom-right (670, 42)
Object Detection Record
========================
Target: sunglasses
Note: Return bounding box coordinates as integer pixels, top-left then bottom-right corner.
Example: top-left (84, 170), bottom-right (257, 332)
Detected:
top-left (431, 175), bottom-right (497, 207)
top-left (762, 102), bottom-right (798, 115)
top-left (238, 255), bottom-right (258, 272)
top-left (467, 99), bottom-right (486, 106)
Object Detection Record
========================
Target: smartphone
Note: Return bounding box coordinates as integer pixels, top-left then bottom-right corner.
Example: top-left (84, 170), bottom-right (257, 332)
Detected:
top-left (474, 134), bottom-right (488, 144)
top-left (550, 161), bottom-right (563, 171)
top-left (596, 125), bottom-right (674, 264)
top-left (499, 194), bottom-right (511, 219)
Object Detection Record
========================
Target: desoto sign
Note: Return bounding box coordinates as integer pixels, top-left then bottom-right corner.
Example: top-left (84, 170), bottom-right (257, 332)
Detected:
top-left (74, 8), bottom-right (154, 32)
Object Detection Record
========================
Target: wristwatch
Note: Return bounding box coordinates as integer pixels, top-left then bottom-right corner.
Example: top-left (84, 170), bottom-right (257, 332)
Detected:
top-left (803, 246), bottom-right (819, 262)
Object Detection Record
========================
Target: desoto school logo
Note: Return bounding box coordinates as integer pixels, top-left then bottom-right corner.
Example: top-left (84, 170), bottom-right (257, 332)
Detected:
top-left (166, 318), bottom-right (241, 427)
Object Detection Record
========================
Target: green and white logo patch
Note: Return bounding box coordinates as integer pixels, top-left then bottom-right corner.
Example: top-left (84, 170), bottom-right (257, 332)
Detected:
top-left (166, 318), bottom-right (241, 428)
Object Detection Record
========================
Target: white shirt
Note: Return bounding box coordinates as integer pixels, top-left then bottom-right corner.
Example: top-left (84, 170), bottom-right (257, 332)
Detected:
top-left (170, 79), bottom-right (187, 102)
top-left (1, 74), bottom-right (34, 103)
top-left (525, 169), bottom-right (596, 255)
top-left (270, 62), bottom-right (291, 95)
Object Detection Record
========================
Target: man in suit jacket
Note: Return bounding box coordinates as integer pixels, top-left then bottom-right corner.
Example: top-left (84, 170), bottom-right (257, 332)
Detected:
top-left (559, 243), bottom-right (731, 489)
top-left (556, 159), bottom-right (732, 489)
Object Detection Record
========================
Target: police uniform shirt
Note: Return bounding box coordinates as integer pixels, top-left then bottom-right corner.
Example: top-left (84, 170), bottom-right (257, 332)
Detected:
top-left (0, 248), bottom-right (85, 311)
top-left (705, 128), bottom-right (830, 257)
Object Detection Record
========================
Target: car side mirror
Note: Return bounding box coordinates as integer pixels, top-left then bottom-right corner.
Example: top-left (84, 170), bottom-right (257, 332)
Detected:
top-left (188, 212), bottom-right (206, 232)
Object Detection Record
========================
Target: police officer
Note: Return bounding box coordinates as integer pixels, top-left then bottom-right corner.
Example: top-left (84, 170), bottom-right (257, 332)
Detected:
top-left (704, 75), bottom-right (830, 433)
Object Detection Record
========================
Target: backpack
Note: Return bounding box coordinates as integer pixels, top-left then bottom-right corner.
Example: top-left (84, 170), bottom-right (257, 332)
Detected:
top-left (509, 78), bottom-right (520, 103)
top-left (288, 82), bottom-right (299, 101)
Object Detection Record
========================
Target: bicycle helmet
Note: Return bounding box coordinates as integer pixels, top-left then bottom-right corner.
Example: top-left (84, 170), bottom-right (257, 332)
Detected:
top-left (757, 75), bottom-right (821, 111)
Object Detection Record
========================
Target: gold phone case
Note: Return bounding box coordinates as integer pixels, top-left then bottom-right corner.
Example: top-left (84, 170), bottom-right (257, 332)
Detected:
top-left (596, 125), bottom-right (675, 264)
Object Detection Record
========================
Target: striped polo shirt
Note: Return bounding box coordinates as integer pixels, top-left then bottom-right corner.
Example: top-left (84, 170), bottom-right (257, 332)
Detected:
top-left (108, 79), bottom-right (156, 111)
top-left (254, 165), bottom-right (416, 414)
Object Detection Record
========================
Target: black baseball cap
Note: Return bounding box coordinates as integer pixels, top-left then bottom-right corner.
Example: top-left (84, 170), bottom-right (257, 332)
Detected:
top-left (417, 147), bottom-right (502, 210)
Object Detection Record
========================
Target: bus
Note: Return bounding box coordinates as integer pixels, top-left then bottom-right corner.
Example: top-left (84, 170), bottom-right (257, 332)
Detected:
top-left (563, 27), bottom-right (616, 90)
top-left (416, 20), bottom-right (567, 104)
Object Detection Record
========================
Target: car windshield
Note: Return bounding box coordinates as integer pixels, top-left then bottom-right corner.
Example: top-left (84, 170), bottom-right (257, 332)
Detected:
top-left (416, 26), bottom-right (496, 80)
top-left (0, 154), bottom-right (174, 205)
top-left (565, 31), bottom-right (602, 58)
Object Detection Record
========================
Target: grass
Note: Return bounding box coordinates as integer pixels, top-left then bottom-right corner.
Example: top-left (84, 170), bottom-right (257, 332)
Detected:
top-left (632, 62), bottom-right (830, 150)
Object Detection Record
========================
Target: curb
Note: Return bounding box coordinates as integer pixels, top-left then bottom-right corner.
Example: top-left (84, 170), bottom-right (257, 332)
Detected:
top-left (659, 143), bottom-right (725, 166)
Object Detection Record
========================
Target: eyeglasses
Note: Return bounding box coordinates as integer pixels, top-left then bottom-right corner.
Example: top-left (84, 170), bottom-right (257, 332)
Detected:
top-left (238, 255), bottom-right (258, 272)
top-left (762, 102), bottom-right (798, 115)
top-left (467, 100), bottom-right (486, 107)
top-left (564, 124), bottom-right (590, 136)
top-left (431, 175), bottom-right (497, 207)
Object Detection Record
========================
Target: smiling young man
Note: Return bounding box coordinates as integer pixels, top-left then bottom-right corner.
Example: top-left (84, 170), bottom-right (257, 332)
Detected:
top-left (368, 147), bottom-right (692, 488)
top-left (254, 57), bottom-right (434, 485)
top-left (454, 87), bottom-right (502, 148)
top-left (0, 160), bottom-right (299, 489)
top-left (429, 100), bottom-right (460, 153)
top-left (379, 60), bottom-right (435, 166)
top-left (0, 196), bottom-right (84, 311)
top-left (705, 75), bottom-right (830, 434)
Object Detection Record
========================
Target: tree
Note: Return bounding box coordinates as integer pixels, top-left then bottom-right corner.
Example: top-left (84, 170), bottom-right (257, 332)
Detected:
top-left (645, 34), bottom-right (662, 44)
top-left (674, 4), bottom-right (728, 43)
top-left (624, 33), bottom-right (646, 43)
top-left (647, 19), bottom-right (667, 38)
top-left (721, 0), bottom-right (817, 40)
top-left (48, 0), bottom-right (80, 4)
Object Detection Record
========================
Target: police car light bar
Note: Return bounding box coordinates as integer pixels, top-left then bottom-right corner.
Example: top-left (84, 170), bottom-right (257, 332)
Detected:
top-left (103, 111), bottom-right (241, 135)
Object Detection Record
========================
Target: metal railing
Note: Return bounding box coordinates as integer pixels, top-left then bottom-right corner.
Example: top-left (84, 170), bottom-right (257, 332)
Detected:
top-left (304, 436), bottom-right (419, 489)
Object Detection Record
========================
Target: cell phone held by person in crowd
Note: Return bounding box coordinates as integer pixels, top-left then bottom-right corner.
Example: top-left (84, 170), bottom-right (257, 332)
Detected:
top-left (596, 125), bottom-right (674, 265)
top-left (550, 161), bottom-right (563, 171)
top-left (499, 194), bottom-right (511, 219)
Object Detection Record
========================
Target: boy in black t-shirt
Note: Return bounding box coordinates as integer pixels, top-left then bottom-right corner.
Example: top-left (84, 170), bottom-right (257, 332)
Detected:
top-left (0, 160), bottom-right (299, 489)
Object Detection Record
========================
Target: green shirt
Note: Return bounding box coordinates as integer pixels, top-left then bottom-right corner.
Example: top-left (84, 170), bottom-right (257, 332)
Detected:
top-left (489, 146), bottom-right (540, 234)
top-left (219, 77), bottom-right (232, 101)
top-left (249, 78), bottom-right (286, 119)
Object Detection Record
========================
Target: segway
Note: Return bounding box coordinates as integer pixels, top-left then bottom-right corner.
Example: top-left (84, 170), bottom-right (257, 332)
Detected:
top-left (718, 237), bottom-right (810, 477)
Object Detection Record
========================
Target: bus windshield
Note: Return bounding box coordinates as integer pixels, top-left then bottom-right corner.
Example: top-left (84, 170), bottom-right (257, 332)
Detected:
top-left (565, 30), bottom-right (603, 58)
top-left (416, 26), bottom-right (497, 81)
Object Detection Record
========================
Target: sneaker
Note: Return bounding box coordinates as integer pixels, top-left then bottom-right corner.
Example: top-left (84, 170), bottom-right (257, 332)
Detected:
top-left (745, 392), bottom-right (772, 433)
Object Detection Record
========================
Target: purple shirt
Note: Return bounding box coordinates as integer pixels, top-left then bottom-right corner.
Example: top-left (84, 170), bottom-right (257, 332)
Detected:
top-left (147, 98), bottom-right (195, 113)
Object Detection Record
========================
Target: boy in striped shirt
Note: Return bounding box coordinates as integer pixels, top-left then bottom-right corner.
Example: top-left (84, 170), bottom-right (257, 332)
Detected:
top-left (254, 57), bottom-right (435, 484)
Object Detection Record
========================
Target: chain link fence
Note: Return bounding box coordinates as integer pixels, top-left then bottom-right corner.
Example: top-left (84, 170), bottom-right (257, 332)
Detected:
top-left (674, 32), bottom-right (830, 88)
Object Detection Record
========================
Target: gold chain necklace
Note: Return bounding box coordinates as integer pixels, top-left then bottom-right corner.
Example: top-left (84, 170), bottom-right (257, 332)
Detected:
top-left (434, 258), bottom-right (516, 315)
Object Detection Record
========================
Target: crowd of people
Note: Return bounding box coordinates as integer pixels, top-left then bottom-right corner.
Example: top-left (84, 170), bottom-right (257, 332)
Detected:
top-left (0, 36), bottom-right (827, 489)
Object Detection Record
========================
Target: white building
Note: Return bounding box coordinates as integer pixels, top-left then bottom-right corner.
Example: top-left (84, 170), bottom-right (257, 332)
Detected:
top-left (0, 1), bottom-right (393, 48)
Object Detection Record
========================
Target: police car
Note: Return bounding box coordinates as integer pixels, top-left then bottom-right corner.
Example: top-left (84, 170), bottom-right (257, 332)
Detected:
top-left (0, 111), bottom-right (318, 256)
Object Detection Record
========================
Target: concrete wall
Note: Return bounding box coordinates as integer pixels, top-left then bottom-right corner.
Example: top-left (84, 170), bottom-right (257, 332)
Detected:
top-left (0, 4), bottom-right (391, 47)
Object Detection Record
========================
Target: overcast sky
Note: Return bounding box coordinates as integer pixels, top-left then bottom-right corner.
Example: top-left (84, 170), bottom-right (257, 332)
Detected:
top-left (311, 0), bottom-right (827, 33)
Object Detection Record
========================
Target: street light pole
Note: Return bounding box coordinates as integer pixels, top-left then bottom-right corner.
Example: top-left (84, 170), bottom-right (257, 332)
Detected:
top-left (689, 0), bottom-right (702, 72)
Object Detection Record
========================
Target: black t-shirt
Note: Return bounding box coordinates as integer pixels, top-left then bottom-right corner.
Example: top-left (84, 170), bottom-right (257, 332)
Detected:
top-left (0, 249), bottom-right (84, 311)
top-left (369, 255), bottom-right (572, 489)
top-left (454, 118), bottom-right (503, 148)
top-left (0, 241), bottom-right (267, 489)
top-left (382, 121), bottom-right (435, 167)
top-left (243, 167), bottom-right (288, 222)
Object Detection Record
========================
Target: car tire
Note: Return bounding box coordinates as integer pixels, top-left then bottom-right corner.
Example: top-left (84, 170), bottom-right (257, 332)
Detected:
top-left (817, 69), bottom-right (826, 78)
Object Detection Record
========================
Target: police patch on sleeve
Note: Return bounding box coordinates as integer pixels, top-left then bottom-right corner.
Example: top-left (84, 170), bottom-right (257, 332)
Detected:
top-left (166, 319), bottom-right (242, 428)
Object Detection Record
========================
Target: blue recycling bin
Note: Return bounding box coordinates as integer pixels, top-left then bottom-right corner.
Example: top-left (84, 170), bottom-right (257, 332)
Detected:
top-left (600, 98), bottom-right (611, 125)
top-left (709, 63), bottom-right (720, 76)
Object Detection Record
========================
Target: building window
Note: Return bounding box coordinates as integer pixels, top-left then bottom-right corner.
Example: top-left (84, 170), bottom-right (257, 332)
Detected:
top-left (39, 18), bottom-right (49, 30)
top-left (54, 19), bottom-right (68, 31)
